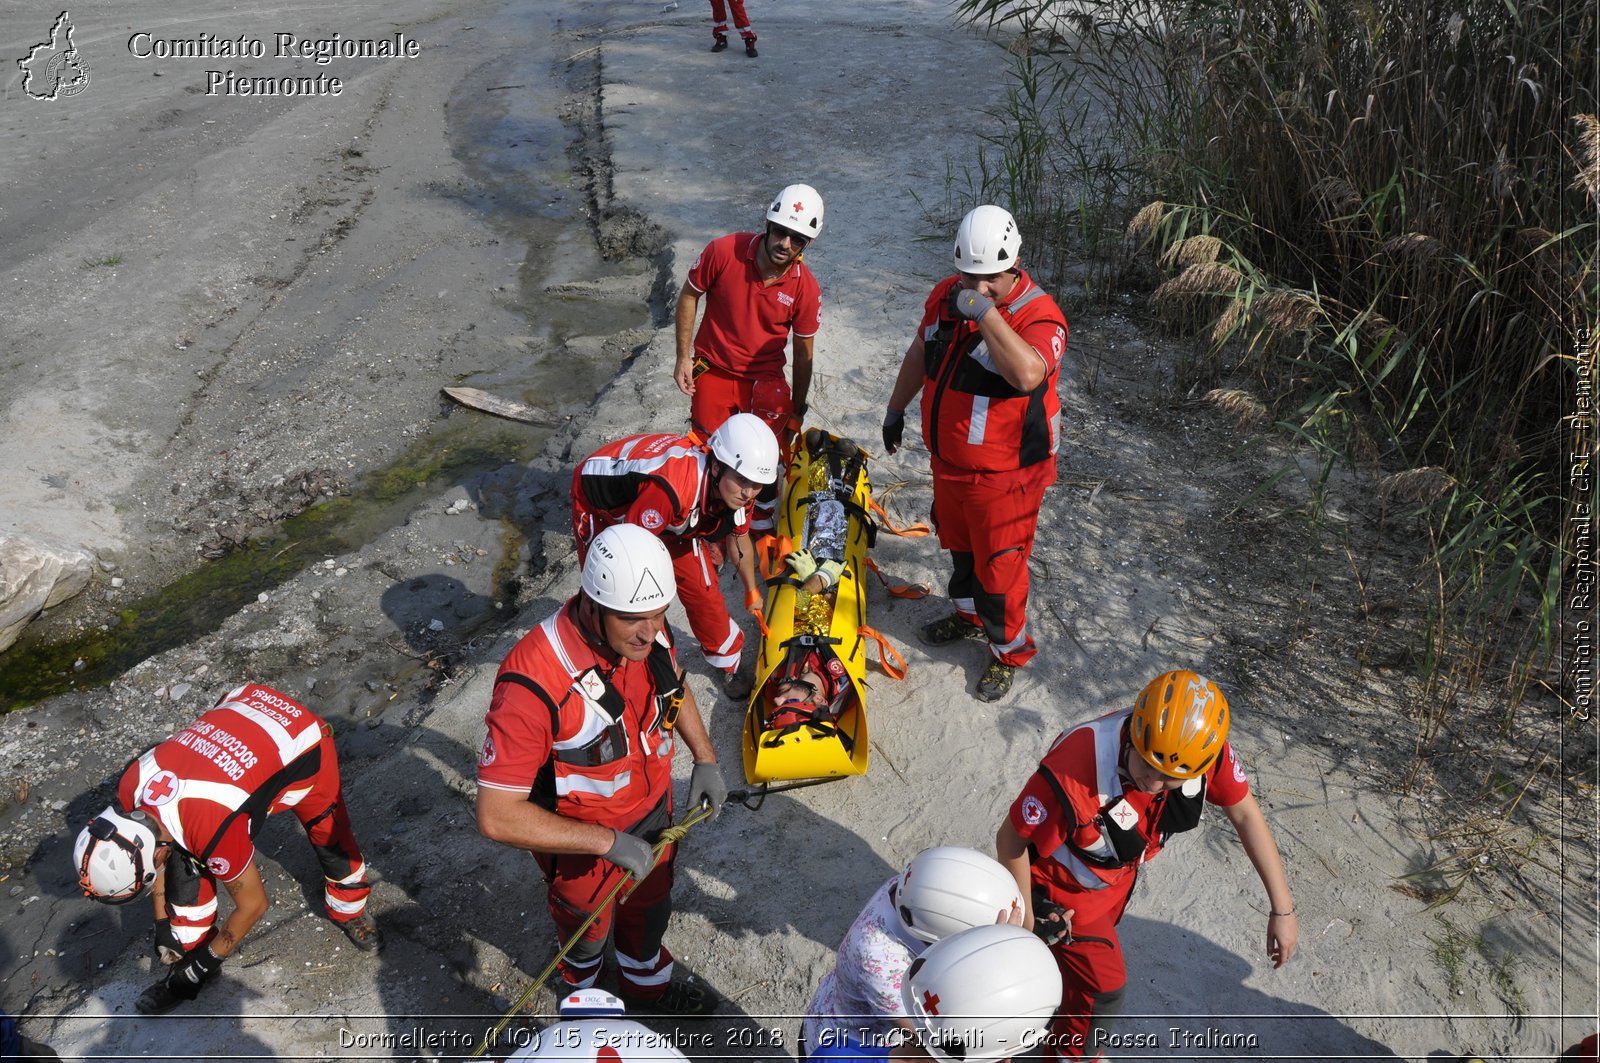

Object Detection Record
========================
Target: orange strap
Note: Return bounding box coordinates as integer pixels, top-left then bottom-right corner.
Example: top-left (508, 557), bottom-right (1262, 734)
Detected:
top-left (746, 588), bottom-right (771, 639)
top-left (757, 534), bottom-right (792, 581)
top-left (864, 557), bottom-right (931, 600)
top-left (859, 625), bottom-right (907, 680)
top-left (869, 498), bottom-right (931, 538)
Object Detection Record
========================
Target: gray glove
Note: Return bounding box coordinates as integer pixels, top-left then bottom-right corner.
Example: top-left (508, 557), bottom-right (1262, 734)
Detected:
top-left (688, 761), bottom-right (728, 821)
top-left (953, 288), bottom-right (994, 322)
top-left (603, 829), bottom-right (655, 878)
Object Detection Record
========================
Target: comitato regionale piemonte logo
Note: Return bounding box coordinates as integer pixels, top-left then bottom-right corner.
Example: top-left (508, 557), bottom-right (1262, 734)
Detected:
top-left (19, 11), bottom-right (90, 100)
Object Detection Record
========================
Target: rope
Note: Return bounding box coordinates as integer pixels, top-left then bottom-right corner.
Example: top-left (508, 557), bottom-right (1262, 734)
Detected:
top-left (469, 802), bottom-right (716, 1059)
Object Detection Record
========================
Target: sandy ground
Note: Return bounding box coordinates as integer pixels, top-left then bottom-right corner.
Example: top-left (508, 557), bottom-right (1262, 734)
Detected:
top-left (0, 0), bottom-right (1595, 1059)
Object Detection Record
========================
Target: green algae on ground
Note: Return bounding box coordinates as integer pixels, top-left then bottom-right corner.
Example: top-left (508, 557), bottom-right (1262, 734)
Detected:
top-left (0, 436), bottom-right (529, 714)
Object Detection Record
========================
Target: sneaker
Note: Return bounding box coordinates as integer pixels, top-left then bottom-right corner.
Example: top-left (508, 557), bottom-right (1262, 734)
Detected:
top-left (338, 913), bottom-right (382, 952)
top-left (135, 978), bottom-right (190, 1016)
top-left (919, 612), bottom-right (985, 646)
top-left (976, 660), bottom-right (1015, 702)
top-left (723, 667), bottom-right (753, 701)
top-left (710, 34), bottom-right (728, 51)
top-left (621, 974), bottom-right (721, 1017)
top-left (744, 39), bottom-right (759, 57)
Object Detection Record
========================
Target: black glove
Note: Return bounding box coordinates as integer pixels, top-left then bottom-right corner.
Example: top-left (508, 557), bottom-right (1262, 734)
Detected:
top-left (1031, 886), bottom-right (1072, 946)
top-left (688, 761), bottom-right (728, 821)
top-left (165, 944), bottom-right (224, 1001)
top-left (953, 288), bottom-right (994, 322)
top-left (603, 829), bottom-right (655, 878)
top-left (153, 919), bottom-right (185, 965)
top-left (881, 409), bottom-right (905, 455)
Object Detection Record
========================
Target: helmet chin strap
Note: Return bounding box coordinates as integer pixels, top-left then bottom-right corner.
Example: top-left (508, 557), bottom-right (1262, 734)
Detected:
top-left (574, 595), bottom-right (622, 664)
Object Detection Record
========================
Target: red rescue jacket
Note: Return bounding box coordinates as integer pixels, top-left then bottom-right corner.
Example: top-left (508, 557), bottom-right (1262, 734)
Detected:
top-left (918, 271), bottom-right (1067, 472)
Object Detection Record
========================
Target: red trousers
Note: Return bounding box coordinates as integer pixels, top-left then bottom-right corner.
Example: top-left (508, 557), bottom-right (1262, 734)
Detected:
top-left (535, 805), bottom-right (679, 999)
top-left (166, 733), bottom-right (369, 950)
top-left (929, 462), bottom-right (1055, 666)
top-left (708, 0), bottom-right (754, 37)
top-left (689, 364), bottom-right (791, 534)
top-left (1042, 877), bottom-right (1134, 1061)
top-left (668, 538), bottom-right (744, 672)
top-left (573, 511), bottom-right (745, 674)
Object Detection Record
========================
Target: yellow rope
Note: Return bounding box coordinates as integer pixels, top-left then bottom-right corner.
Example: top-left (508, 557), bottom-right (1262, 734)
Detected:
top-left (469, 802), bottom-right (716, 1059)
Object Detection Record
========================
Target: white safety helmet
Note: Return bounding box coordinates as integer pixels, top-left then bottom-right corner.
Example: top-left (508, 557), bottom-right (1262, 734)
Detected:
top-left (708, 413), bottom-right (780, 485)
top-left (901, 923), bottom-right (1063, 1063)
top-left (502, 989), bottom-right (690, 1062)
top-left (895, 846), bottom-right (1025, 944)
top-left (765, 183), bottom-right (824, 242)
top-left (581, 524), bottom-right (676, 612)
top-left (74, 805), bottom-right (162, 904)
top-left (953, 205), bottom-right (1021, 275)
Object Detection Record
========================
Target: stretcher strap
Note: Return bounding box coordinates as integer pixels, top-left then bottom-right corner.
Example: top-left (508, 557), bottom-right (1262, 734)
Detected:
top-left (864, 557), bottom-right (931, 600)
top-left (869, 498), bottom-right (931, 537)
top-left (858, 624), bottom-right (907, 680)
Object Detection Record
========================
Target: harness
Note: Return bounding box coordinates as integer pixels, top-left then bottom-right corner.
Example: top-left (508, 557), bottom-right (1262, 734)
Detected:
top-left (1035, 717), bottom-right (1207, 882)
top-left (922, 282), bottom-right (1062, 467)
top-left (496, 633), bottom-right (683, 812)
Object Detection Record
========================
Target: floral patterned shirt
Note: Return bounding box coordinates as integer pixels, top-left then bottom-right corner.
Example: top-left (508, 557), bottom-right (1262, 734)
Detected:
top-left (803, 877), bottom-right (922, 1049)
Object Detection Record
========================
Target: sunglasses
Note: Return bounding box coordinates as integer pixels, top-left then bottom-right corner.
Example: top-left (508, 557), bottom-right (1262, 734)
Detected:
top-left (767, 224), bottom-right (811, 250)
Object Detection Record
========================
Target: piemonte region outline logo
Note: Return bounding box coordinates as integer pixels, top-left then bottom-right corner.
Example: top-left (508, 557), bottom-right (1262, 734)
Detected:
top-left (19, 11), bottom-right (91, 100)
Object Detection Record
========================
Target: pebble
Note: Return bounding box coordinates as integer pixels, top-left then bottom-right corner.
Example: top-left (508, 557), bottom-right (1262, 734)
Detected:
top-left (335, 567), bottom-right (348, 577)
top-left (258, 592), bottom-right (270, 603)
top-left (428, 619), bottom-right (445, 631)
top-left (170, 682), bottom-right (192, 701)
top-left (110, 577), bottom-right (125, 589)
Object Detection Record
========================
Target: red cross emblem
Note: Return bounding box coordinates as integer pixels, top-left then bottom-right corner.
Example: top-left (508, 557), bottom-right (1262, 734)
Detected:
top-left (921, 990), bottom-right (941, 1015)
top-left (142, 770), bottom-right (179, 806)
top-left (792, 201), bottom-right (804, 212)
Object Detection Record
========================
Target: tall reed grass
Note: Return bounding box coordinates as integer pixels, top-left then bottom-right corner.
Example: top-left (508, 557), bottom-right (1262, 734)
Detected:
top-left (954, 0), bottom-right (1597, 723)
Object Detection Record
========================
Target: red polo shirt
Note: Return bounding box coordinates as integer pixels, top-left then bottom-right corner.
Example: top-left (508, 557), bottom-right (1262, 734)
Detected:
top-left (686, 232), bottom-right (822, 378)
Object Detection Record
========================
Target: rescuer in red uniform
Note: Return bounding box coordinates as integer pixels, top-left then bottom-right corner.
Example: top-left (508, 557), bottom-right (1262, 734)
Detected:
top-left (881, 205), bottom-right (1070, 702)
top-left (73, 682), bottom-right (379, 1014)
top-left (476, 523), bottom-right (728, 1015)
top-left (996, 671), bottom-right (1297, 1059)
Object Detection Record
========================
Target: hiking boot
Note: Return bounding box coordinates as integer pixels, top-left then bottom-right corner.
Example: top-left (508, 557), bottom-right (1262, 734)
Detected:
top-left (976, 660), bottom-right (1015, 703)
top-left (710, 34), bottom-right (728, 51)
top-left (919, 612), bottom-right (985, 646)
top-left (135, 978), bottom-right (190, 1016)
top-left (744, 39), bottom-right (759, 57)
top-left (723, 667), bottom-right (753, 701)
top-left (621, 973), bottom-right (721, 1018)
top-left (338, 913), bottom-right (382, 952)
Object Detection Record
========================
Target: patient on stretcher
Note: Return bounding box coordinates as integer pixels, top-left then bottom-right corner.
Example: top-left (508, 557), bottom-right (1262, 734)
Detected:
top-left (767, 647), bottom-right (848, 731)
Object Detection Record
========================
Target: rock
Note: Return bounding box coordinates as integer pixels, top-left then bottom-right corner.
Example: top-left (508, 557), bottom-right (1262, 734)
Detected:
top-left (0, 533), bottom-right (96, 653)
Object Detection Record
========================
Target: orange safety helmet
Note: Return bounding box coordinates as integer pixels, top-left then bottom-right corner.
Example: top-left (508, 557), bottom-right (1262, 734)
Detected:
top-left (1129, 670), bottom-right (1230, 780)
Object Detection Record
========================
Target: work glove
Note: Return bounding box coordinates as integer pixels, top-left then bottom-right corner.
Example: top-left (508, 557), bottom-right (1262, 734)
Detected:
top-left (953, 288), bottom-right (994, 322)
top-left (152, 919), bottom-right (185, 965)
top-left (603, 829), bottom-right (655, 878)
top-left (165, 943), bottom-right (224, 1001)
top-left (785, 549), bottom-right (819, 584)
top-left (688, 761), bottom-right (728, 821)
top-left (881, 409), bottom-right (904, 455)
top-left (785, 549), bottom-right (844, 591)
top-left (1031, 885), bottom-right (1072, 946)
